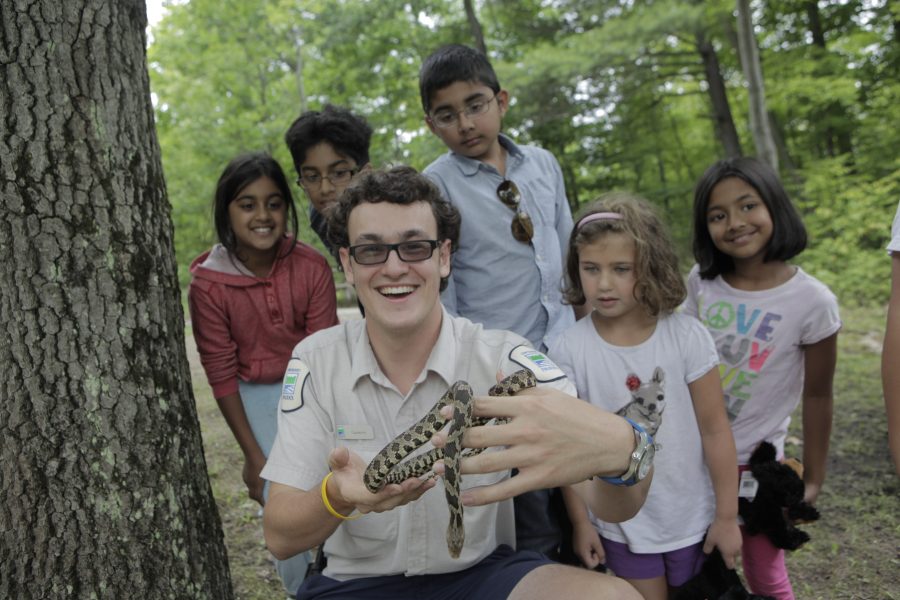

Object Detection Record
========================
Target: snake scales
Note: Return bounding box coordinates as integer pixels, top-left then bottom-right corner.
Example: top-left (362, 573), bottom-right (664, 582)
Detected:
top-left (362, 369), bottom-right (537, 558)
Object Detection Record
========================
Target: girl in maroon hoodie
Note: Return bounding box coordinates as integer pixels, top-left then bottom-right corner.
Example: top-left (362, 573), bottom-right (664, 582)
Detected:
top-left (188, 152), bottom-right (338, 592)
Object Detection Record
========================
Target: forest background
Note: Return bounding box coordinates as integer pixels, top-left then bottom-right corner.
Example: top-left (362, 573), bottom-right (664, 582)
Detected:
top-left (3, 2), bottom-right (897, 598)
top-left (148, 0), bottom-right (899, 305)
top-left (147, 1), bottom-right (899, 597)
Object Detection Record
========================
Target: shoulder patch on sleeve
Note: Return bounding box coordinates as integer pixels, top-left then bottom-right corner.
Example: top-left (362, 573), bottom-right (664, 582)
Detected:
top-left (508, 345), bottom-right (566, 383)
top-left (280, 358), bottom-right (310, 413)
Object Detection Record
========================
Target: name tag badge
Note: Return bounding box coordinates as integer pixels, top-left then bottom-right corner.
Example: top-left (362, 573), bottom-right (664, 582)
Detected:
top-left (337, 424), bottom-right (375, 441)
top-left (509, 345), bottom-right (566, 382)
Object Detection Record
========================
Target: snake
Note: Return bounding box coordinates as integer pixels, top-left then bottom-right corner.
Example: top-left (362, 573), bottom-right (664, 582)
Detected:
top-left (362, 369), bottom-right (537, 558)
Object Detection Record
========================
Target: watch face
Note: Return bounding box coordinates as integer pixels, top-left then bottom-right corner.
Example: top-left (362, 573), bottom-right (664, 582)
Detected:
top-left (637, 444), bottom-right (655, 480)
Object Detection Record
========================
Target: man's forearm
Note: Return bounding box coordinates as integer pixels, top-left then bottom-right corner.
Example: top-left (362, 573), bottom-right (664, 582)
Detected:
top-left (263, 482), bottom-right (342, 559)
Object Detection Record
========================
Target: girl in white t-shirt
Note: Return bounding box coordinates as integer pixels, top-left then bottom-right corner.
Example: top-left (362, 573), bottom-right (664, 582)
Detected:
top-left (682, 157), bottom-right (841, 600)
top-left (550, 193), bottom-right (741, 600)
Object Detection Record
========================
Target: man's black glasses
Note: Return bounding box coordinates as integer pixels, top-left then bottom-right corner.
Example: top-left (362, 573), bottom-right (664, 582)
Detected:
top-left (496, 180), bottom-right (534, 243)
top-left (348, 240), bottom-right (440, 265)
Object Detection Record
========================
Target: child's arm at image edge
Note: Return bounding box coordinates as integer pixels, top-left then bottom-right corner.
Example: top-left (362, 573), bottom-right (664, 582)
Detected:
top-left (884, 253), bottom-right (900, 475)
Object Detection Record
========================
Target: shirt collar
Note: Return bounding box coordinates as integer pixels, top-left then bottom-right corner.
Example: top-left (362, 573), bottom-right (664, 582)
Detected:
top-left (348, 306), bottom-right (457, 391)
top-left (448, 133), bottom-right (522, 177)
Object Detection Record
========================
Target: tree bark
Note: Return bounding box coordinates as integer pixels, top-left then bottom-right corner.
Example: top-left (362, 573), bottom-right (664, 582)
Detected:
top-left (695, 30), bottom-right (743, 158)
top-left (735, 0), bottom-right (779, 170)
top-left (0, 2), bottom-right (233, 598)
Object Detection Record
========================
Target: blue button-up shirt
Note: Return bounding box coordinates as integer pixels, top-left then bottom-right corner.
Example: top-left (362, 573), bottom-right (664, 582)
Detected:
top-left (424, 135), bottom-right (575, 351)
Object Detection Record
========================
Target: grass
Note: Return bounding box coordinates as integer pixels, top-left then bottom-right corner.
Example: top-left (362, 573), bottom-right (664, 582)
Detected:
top-left (189, 303), bottom-right (899, 599)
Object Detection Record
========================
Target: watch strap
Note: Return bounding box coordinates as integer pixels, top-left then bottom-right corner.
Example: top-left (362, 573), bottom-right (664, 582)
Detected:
top-left (598, 418), bottom-right (653, 487)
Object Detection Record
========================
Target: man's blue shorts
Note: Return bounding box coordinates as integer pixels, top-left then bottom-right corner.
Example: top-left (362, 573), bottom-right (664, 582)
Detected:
top-left (296, 544), bottom-right (553, 600)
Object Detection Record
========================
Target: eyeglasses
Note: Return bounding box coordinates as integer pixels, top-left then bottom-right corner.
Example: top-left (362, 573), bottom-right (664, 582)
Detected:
top-left (348, 240), bottom-right (440, 265)
top-left (296, 167), bottom-right (359, 190)
top-left (428, 94), bottom-right (497, 129)
top-left (496, 180), bottom-right (534, 243)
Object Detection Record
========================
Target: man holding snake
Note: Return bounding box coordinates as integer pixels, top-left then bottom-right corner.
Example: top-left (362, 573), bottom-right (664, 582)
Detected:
top-left (262, 166), bottom-right (648, 599)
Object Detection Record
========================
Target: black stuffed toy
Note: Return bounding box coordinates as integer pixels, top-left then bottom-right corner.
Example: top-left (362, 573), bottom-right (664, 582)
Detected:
top-left (739, 441), bottom-right (820, 550)
top-left (672, 548), bottom-right (773, 600)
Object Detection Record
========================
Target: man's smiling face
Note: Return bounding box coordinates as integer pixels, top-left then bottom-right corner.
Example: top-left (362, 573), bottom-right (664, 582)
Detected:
top-left (339, 200), bottom-right (450, 339)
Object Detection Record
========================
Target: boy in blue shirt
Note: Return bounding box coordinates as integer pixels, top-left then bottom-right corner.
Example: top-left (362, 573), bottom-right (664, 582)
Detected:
top-left (419, 44), bottom-right (588, 563)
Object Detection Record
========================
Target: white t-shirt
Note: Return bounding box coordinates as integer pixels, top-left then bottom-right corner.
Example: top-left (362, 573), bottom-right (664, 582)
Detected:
top-left (262, 309), bottom-right (574, 580)
top-left (549, 312), bottom-right (720, 553)
top-left (887, 201), bottom-right (900, 253)
top-left (683, 265), bottom-right (841, 463)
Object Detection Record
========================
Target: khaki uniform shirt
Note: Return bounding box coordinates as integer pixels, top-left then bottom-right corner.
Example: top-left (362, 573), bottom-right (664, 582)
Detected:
top-left (262, 309), bottom-right (573, 580)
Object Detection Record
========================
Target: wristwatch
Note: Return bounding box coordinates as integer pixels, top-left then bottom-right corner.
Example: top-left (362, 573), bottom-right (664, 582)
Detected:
top-left (598, 418), bottom-right (655, 486)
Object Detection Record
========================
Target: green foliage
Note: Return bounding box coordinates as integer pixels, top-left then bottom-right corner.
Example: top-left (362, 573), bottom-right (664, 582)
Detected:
top-left (795, 157), bottom-right (900, 306)
top-left (149, 0), bottom-right (899, 305)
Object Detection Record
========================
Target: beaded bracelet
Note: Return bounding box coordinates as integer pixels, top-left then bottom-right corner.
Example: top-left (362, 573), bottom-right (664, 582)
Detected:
top-left (320, 472), bottom-right (360, 520)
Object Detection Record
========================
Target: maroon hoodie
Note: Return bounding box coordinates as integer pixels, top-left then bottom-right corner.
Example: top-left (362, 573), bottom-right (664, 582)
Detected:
top-left (188, 236), bottom-right (339, 398)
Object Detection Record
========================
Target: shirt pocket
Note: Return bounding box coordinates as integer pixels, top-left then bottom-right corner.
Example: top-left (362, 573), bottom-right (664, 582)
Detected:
top-left (337, 446), bottom-right (400, 559)
top-left (520, 179), bottom-right (557, 225)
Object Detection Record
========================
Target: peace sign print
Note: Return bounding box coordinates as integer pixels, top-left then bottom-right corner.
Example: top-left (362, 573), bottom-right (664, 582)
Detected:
top-left (705, 301), bottom-right (735, 330)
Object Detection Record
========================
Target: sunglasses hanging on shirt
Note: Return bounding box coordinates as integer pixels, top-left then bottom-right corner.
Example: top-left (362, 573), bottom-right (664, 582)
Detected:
top-left (496, 180), bottom-right (534, 243)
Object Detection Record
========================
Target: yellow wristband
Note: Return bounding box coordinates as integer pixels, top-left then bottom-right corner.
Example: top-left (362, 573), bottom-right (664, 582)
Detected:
top-left (321, 472), bottom-right (360, 520)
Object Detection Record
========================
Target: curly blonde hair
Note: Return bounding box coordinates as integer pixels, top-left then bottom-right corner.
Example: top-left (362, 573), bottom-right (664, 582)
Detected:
top-left (563, 192), bottom-right (686, 316)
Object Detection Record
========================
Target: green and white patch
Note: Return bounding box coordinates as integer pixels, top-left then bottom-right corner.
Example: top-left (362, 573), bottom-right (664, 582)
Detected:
top-left (280, 358), bottom-right (310, 412)
top-left (509, 345), bottom-right (566, 382)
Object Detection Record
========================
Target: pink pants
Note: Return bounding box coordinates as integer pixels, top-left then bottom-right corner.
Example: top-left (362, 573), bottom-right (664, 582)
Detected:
top-left (741, 526), bottom-right (794, 600)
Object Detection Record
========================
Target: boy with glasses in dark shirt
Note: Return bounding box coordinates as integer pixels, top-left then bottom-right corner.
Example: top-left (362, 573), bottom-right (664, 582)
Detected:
top-left (285, 104), bottom-right (373, 258)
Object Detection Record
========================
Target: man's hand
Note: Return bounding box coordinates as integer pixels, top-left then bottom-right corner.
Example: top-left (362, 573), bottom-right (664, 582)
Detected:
top-left (431, 386), bottom-right (634, 506)
top-left (325, 446), bottom-right (438, 516)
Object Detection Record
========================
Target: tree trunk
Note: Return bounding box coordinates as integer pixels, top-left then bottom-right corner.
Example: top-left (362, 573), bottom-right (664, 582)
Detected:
top-left (463, 0), bottom-right (488, 55)
top-left (804, 0), bottom-right (853, 158)
top-left (0, 2), bottom-right (233, 598)
top-left (735, 0), bottom-right (779, 170)
top-left (805, 0), bottom-right (826, 48)
top-left (294, 24), bottom-right (308, 114)
top-left (695, 30), bottom-right (743, 158)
